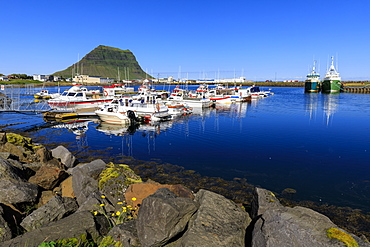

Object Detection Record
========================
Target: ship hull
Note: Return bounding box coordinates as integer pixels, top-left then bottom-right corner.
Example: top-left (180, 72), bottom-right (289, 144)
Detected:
top-left (304, 81), bottom-right (320, 93)
top-left (321, 80), bottom-right (341, 94)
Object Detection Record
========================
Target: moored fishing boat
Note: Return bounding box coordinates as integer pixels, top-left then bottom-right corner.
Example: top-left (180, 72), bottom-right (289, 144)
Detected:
top-left (95, 99), bottom-right (136, 124)
top-left (47, 85), bottom-right (113, 111)
top-left (34, 89), bottom-right (61, 99)
top-left (96, 97), bottom-right (172, 124)
top-left (102, 84), bottom-right (135, 97)
top-left (162, 101), bottom-right (193, 116)
top-left (167, 87), bottom-right (214, 108)
top-left (321, 56), bottom-right (341, 94)
top-left (305, 61), bottom-right (321, 93)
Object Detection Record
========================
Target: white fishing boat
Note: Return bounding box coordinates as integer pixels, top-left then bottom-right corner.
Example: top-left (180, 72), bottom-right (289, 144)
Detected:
top-left (102, 84), bottom-right (135, 97)
top-left (47, 85), bottom-right (113, 111)
top-left (167, 87), bottom-right (213, 108)
top-left (162, 101), bottom-right (193, 116)
top-left (191, 84), bottom-right (253, 103)
top-left (322, 56), bottom-right (341, 94)
top-left (95, 97), bottom-right (172, 124)
top-left (34, 89), bottom-right (61, 99)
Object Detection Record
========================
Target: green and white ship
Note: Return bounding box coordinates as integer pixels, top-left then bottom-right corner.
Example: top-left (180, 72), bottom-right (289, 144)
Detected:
top-left (321, 56), bottom-right (341, 94)
top-left (304, 60), bottom-right (321, 93)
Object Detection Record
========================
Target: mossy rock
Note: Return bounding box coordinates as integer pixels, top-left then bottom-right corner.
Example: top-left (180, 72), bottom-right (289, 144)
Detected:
top-left (98, 235), bottom-right (123, 247)
top-left (327, 227), bottom-right (359, 247)
top-left (98, 163), bottom-right (142, 206)
top-left (6, 133), bottom-right (34, 150)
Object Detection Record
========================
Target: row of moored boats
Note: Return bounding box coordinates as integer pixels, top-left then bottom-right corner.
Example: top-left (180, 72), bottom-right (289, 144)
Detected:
top-left (304, 56), bottom-right (342, 94)
top-left (38, 82), bottom-right (273, 124)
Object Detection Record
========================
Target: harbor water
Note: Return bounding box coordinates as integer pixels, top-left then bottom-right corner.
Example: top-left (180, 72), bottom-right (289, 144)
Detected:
top-left (1, 86), bottom-right (370, 212)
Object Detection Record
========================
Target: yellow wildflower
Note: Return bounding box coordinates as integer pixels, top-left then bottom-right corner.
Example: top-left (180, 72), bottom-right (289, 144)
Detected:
top-left (93, 211), bottom-right (98, 216)
top-left (100, 204), bottom-right (105, 207)
top-left (101, 195), bottom-right (106, 199)
top-left (132, 197), bottom-right (137, 201)
top-left (117, 202), bottom-right (123, 205)
top-left (116, 211), bottom-right (121, 216)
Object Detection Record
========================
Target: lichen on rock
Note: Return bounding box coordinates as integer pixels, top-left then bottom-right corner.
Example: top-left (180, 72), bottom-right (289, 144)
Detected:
top-left (327, 227), bottom-right (359, 247)
top-left (98, 162), bottom-right (142, 207)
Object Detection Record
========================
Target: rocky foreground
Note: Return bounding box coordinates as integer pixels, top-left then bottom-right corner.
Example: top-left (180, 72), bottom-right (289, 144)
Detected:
top-left (0, 131), bottom-right (369, 247)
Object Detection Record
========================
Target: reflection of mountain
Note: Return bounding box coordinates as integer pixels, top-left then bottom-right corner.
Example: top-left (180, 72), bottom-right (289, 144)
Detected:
top-left (304, 93), bottom-right (319, 119)
top-left (322, 94), bottom-right (339, 125)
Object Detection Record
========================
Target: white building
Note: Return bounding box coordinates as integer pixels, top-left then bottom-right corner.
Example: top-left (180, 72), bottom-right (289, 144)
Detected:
top-left (0, 76), bottom-right (9, 81)
top-left (74, 75), bottom-right (114, 84)
top-left (33, 75), bottom-right (48, 81)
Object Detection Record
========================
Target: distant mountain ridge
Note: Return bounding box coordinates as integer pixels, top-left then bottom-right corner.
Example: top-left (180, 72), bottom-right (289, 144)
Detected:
top-left (53, 45), bottom-right (151, 80)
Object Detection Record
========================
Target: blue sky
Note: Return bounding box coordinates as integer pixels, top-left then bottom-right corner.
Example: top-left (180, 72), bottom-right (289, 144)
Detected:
top-left (1, 0), bottom-right (370, 81)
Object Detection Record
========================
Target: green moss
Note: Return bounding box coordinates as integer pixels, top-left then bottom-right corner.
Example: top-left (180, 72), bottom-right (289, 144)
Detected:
top-left (6, 133), bottom-right (32, 147)
top-left (98, 235), bottom-right (123, 247)
top-left (37, 234), bottom-right (95, 247)
top-left (99, 167), bottom-right (121, 189)
top-left (98, 162), bottom-right (142, 190)
top-left (327, 227), bottom-right (359, 247)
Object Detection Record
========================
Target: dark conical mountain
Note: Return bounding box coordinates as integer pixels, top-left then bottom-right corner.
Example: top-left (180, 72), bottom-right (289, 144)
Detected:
top-left (53, 45), bottom-right (151, 80)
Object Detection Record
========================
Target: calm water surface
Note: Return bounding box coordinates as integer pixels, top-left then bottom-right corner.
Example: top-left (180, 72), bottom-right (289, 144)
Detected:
top-left (1, 86), bottom-right (370, 211)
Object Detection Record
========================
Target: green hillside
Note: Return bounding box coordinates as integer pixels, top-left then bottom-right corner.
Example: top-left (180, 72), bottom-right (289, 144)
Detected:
top-left (53, 45), bottom-right (152, 80)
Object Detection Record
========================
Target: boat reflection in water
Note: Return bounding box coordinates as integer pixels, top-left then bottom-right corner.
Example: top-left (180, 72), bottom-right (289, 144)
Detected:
top-left (96, 120), bottom-right (176, 156)
top-left (51, 119), bottom-right (94, 136)
top-left (95, 120), bottom-right (174, 137)
top-left (304, 93), bottom-right (320, 120)
top-left (214, 102), bottom-right (249, 118)
top-left (322, 94), bottom-right (339, 126)
top-left (51, 119), bottom-right (97, 154)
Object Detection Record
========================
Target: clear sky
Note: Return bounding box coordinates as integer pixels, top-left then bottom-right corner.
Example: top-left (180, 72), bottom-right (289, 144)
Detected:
top-left (2, 0), bottom-right (370, 81)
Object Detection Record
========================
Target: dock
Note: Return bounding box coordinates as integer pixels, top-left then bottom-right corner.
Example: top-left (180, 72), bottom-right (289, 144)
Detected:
top-left (42, 107), bottom-right (98, 121)
top-left (342, 84), bottom-right (370, 94)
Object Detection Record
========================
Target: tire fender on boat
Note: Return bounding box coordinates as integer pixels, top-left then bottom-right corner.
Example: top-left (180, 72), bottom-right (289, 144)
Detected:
top-left (156, 103), bottom-right (160, 112)
top-left (103, 91), bottom-right (108, 97)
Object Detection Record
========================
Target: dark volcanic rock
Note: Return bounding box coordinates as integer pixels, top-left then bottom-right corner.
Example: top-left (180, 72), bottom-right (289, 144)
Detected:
top-left (0, 211), bottom-right (110, 247)
top-left (137, 188), bottom-right (197, 247)
top-left (35, 146), bottom-right (53, 164)
top-left (251, 187), bottom-right (370, 247)
top-left (108, 220), bottom-right (141, 247)
top-left (72, 159), bottom-right (107, 206)
top-left (28, 165), bottom-right (68, 190)
top-left (0, 157), bottom-right (38, 204)
top-left (250, 187), bottom-right (282, 219)
top-left (0, 205), bottom-right (12, 242)
top-left (20, 195), bottom-right (78, 232)
top-left (179, 189), bottom-right (251, 247)
top-left (51, 145), bottom-right (77, 168)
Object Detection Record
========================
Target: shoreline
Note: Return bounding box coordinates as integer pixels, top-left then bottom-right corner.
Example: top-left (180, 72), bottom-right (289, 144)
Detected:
top-left (5, 128), bottom-right (370, 241)
top-left (2, 80), bottom-right (370, 88)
